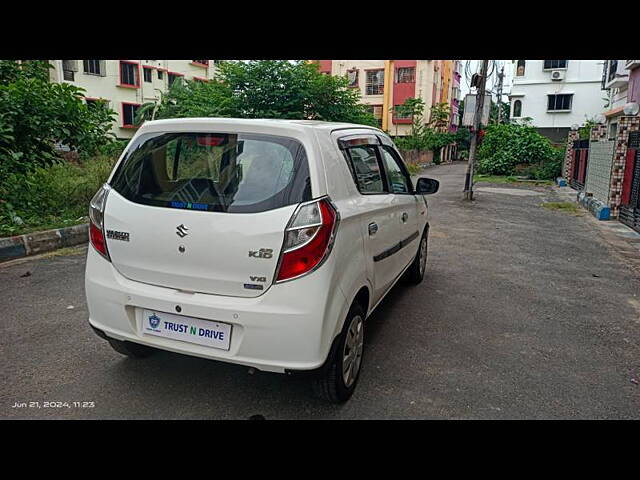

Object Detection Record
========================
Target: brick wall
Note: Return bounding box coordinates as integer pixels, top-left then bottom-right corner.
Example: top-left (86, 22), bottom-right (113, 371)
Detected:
top-left (590, 124), bottom-right (607, 141)
top-left (607, 116), bottom-right (640, 218)
top-left (563, 130), bottom-right (580, 179)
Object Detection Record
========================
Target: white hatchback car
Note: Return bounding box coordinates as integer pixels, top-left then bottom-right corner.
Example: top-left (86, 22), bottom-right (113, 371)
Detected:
top-left (85, 118), bottom-right (439, 403)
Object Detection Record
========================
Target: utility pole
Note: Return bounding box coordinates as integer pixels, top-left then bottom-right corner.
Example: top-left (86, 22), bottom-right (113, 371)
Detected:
top-left (463, 59), bottom-right (489, 201)
top-left (496, 65), bottom-right (504, 124)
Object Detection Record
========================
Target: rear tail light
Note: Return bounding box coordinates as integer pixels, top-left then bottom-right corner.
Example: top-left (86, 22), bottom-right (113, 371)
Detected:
top-left (275, 198), bottom-right (339, 282)
top-left (89, 184), bottom-right (111, 261)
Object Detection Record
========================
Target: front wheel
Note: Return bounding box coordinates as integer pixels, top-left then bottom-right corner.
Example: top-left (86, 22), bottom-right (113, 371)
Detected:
top-left (313, 303), bottom-right (365, 403)
top-left (404, 227), bottom-right (428, 284)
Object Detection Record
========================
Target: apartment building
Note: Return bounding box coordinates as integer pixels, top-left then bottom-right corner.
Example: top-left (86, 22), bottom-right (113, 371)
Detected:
top-left (49, 60), bottom-right (220, 139)
top-left (450, 60), bottom-right (462, 132)
top-left (315, 60), bottom-right (459, 137)
top-left (508, 60), bottom-right (604, 143)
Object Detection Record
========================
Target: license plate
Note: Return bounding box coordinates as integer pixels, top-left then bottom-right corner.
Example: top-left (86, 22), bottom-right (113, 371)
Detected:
top-left (141, 309), bottom-right (232, 351)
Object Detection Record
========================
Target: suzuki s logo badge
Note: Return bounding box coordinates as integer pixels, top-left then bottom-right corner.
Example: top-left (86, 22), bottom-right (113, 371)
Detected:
top-left (176, 224), bottom-right (189, 238)
top-left (248, 248), bottom-right (273, 259)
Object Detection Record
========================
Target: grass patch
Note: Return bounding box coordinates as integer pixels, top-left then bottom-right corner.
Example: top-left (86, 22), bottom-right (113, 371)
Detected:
top-left (406, 162), bottom-right (422, 176)
top-left (0, 155), bottom-right (117, 237)
top-left (541, 202), bottom-right (582, 215)
top-left (474, 174), bottom-right (553, 186)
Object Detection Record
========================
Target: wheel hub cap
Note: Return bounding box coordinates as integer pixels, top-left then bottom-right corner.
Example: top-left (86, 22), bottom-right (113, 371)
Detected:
top-left (342, 315), bottom-right (364, 388)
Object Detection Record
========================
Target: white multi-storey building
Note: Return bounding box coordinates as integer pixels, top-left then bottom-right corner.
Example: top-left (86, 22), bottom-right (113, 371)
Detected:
top-left (48, 60), bottom-right (220, 139)
top-left (508, 60), bottom-right (604, 143)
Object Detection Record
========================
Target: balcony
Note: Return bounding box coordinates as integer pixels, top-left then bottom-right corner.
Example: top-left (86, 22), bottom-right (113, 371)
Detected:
top-left (626, 60), bottom-right (640, 70)
top-left (603, 60), bottom-right (629, 89)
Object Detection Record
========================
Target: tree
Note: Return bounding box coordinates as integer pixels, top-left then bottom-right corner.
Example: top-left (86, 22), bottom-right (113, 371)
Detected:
top-left (490, 101), bottom-right (510, 124)
top-left (392, 97), bottom-right (426, 137)
top-left (0, 60), bottom-right (116, 174)
top-left (427, 102), bottom-right (451, 131)
top-left (148, 61), bottom-right (376, 126)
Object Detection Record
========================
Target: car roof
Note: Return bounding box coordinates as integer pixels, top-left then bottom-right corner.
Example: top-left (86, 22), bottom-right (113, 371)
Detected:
top-left (140, 117), bottom-right (383, 135)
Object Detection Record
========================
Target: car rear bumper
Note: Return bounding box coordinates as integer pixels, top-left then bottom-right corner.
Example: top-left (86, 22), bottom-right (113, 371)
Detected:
top-left (85, 247), bottom-right (349, 373)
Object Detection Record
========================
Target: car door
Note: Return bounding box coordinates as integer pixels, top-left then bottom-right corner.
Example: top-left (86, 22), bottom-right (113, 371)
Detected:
top-left (338, 136), bottom-right (407, 304)
top-left (378, 144), bottom-right (421, 270)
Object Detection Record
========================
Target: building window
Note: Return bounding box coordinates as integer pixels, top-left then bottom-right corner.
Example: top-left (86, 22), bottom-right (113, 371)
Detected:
top-left (607, 60), bottom-right (618, 83)
top-left (119, 61), bottom-right (139, 87)
top-left (516, 60), bottom-right (525, 76)
top-left (62, 60), bottom-right (77, 81)
top-left (143, 67), bottom-right (153, 83)
top-left (346, 69), bottom-right (358, 88)
top-left (609, 122), bottom-right (618, 140)
top-left (83, 60), bottom-right (103, 76)
top-left (543, 60), bottom-right (567, 70)
top-left (157, 69), bottom-right (164, 80)
top-left (396, 67), bottom-right (415, 83)
top-left (366, 105), bottom-right (383, 128)
top-left (168, 72), bottom-right (183, 87)
top-left (547, 94), bottom-right (573, 111)
top-left (191, 60), bottom-right (209, 67)
top-left (122, 103), bottom-right (140, 128)
top-left (365, 69), bottom-right (384, 95)
top-left (512, 99), bottom-right (522, 117)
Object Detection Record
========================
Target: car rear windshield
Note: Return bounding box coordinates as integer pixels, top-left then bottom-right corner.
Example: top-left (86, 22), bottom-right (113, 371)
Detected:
top-left (109, 132), bottom-right (312, 213)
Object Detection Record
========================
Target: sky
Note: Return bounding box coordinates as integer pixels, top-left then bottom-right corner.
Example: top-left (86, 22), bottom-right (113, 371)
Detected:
top-left (460, 60), bottom-right (513, 102)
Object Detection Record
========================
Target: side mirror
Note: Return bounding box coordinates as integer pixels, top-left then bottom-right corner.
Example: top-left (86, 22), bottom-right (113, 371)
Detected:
top-left (415, 177), bottom-right (439, 195)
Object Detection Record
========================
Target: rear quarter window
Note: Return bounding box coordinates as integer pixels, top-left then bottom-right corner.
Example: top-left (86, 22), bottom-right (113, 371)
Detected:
top-left (110, 132), bottom-right (312, 213)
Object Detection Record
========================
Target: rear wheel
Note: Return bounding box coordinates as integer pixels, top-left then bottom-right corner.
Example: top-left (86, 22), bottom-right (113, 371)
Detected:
top-left (404, 227), bottom-right (428, 284)
top-left (313, 303), bottom-right (365, 403)
top-left (107, 338), bottom-right (156, 358)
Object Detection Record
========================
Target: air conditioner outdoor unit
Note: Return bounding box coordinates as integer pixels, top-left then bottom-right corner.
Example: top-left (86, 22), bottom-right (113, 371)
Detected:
top-left (551, 70), bottom-right (565, 81)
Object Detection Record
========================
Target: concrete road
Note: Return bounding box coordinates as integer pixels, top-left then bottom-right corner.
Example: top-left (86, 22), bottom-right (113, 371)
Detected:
top-left (2, 162), bottom-right (639, 419)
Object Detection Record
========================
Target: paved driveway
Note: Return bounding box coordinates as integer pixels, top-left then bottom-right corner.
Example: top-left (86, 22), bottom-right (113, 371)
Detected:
top-left (2, 161), bottom-right (639, 419)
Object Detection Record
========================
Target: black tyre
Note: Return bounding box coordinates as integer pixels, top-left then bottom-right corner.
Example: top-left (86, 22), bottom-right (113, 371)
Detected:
top-left (404, 227), bottom-right (428, 284)
top-left (313, 303), bottom-right (366, 403)
top-left (107, 338), bottom-right (156, 358)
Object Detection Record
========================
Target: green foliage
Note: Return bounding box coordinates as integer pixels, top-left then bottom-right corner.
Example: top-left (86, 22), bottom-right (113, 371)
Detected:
top-left (578, 117), bottom-right (596, 140)
top-left (490, 101), bottom-right (510, 124)
top-left (428, 102), bottom-right (451, 131)
top-left (392, 98), bottom-right (456, 156)
top-left (0, 60), bottom-right (116, 174)
top-left (477, 123), bottom-right (557, 176)
top-left (393, 97), bottom-right (425, 137)
top-left (0, 156), bottom-right (116, 236)
top-left (405, 162), bottom-right (422, 175)
top-left (151, 61), bottom-right (376, 126)
top-left (526, 146), bottom-right (564, 180)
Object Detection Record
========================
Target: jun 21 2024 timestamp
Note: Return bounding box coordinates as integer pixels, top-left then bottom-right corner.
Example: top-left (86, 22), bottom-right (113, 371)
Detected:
top-left (11, 401), bottom-right (96, 409)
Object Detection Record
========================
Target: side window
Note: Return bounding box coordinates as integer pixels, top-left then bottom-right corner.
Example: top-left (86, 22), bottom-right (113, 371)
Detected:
top-left (380, 146), bottom-right (411, 194)
top-left (344, 146), bottom-right (385, 194)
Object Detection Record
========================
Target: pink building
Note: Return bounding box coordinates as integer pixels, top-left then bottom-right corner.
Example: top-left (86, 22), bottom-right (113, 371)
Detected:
top-left (449, 60), bottom-right (462, 132)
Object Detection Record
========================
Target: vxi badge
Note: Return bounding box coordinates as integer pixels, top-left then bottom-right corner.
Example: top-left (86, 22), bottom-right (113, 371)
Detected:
top-left (176, 224), bottom-right (189, 238)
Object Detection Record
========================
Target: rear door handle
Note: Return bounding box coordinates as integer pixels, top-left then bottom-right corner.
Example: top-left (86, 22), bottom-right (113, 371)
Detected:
top-left (401, 212), bottom-right (408, 223)
top-left (368, 222), bottom-right (378, 236)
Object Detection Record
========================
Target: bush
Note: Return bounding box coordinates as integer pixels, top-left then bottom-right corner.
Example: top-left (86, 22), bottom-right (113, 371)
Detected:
top-left (527, 146), bottom-right (564, 180)
top-left (0, 156), bottom-right (116, 236)
top-left (477, 123), bottom-right (557, 176)
top-left (0, 60), bottom-right (116, 174)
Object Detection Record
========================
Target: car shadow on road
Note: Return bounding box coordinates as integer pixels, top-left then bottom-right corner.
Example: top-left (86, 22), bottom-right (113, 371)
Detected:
top-left (98, 279), bottom-right (422, 419)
